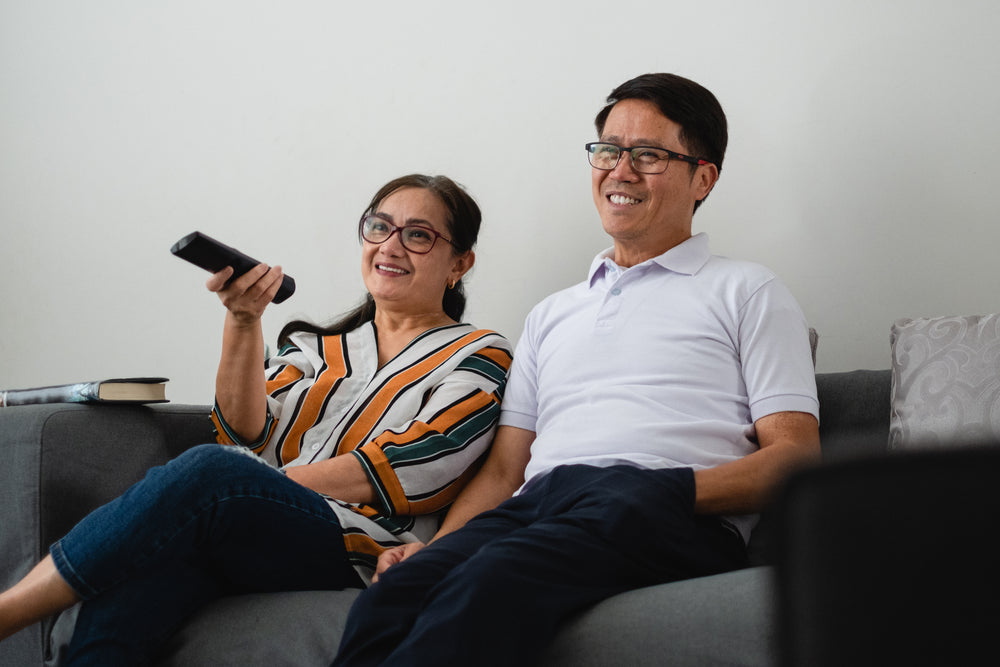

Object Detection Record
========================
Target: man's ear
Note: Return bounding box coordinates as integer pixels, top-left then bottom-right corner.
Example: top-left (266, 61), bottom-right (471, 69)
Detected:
top-left (694, 163), bottom-right (720, 202)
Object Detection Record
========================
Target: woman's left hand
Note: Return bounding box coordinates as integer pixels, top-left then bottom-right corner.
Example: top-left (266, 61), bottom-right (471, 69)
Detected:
top-left (372, 542), bottom-right (426, 582)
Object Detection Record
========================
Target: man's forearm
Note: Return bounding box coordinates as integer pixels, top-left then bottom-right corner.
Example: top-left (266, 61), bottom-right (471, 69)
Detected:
top-left (433, 469), bottom-right (519, 542)
top-left (431, 425), bottom-right (535, 543)
top-left (694, 411), bottom-right (820, 515)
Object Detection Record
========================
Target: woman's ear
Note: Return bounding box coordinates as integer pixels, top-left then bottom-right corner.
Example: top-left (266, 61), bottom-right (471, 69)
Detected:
top-left (450, 250), bottom-right (475, 285)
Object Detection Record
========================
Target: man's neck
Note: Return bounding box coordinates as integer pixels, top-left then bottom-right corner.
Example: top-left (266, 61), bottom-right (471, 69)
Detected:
top-left (613, 233), bottom-right (692, 268)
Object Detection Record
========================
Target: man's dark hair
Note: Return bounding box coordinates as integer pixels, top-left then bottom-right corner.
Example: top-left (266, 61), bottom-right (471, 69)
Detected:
top-left (595, 73), bottom-right (728, 212)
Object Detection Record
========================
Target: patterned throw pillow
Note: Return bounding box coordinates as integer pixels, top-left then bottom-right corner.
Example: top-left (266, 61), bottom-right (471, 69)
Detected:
top-left (889, 314), bottom-right (1000, 450)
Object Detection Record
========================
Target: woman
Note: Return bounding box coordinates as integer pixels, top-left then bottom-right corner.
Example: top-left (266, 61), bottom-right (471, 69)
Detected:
top-left (0, 174), bottom-right (512, 664)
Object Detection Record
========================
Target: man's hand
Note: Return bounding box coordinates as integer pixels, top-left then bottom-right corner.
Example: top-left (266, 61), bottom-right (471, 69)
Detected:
top-left (373, 542), bottom-right (426, 583)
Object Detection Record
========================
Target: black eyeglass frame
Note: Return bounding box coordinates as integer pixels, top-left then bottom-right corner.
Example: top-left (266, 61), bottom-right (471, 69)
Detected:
top-left (585, 141), bottom-right (711, 173)
top-left (359, 214), bottom-right (456, 255)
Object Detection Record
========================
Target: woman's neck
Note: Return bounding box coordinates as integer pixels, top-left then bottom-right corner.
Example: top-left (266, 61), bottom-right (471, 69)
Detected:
top-left (373, 309), bottom-right (455, 335)
top-left (372, 309), bottom-right (457, 367)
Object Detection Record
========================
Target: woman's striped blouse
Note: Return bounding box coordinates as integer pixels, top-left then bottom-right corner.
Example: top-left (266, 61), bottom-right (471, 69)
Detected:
top-left (211, 321), bottom-right (512, 583)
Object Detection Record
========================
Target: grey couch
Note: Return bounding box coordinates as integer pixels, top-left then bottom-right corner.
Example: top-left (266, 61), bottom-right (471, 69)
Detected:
top-left (0, 369), bottom-right (891, 666)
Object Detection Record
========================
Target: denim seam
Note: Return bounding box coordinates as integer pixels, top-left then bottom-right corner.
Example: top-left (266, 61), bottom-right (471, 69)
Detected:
top-left (50, 540), bottom-right (101, 599)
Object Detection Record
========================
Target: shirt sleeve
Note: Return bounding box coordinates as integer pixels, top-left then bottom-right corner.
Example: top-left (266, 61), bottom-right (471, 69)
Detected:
top-left (738, 277), bottom-right (820, 422)
top-left (497, 305), bottom-right (541, 432)
top-left (210, 342), bottom-right (308, 452)
top-left (351, 343), bottom-right (512, 516)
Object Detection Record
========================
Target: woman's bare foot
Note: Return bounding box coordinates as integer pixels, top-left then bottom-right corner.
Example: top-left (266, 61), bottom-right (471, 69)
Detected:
top-left (0, 555), bottom-right (80, 641)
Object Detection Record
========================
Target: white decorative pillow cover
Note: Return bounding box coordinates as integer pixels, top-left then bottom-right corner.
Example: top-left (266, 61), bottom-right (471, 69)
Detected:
top-left (889, 313), bottom-right (1000, 450)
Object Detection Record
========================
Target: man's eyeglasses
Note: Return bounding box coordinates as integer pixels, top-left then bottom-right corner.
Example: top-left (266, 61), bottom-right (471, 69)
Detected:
top-left (360, 214), bottom-right (455, 254)
top-left (585, 142), bottom-right (710, 174)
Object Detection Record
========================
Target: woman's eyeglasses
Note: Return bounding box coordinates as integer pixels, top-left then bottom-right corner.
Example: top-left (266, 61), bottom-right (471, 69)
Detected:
top-left (360, 215), bottom-right (455, 254)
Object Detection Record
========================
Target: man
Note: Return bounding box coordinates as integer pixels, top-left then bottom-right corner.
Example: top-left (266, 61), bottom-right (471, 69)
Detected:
top-left (333, 72), bottom-right (820, 666)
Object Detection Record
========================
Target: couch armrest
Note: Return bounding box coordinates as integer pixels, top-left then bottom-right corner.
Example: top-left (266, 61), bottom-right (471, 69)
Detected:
top-left (816, 369), bottom-right (891, 460)
top-left (0, 402), bottom-right (214, 666)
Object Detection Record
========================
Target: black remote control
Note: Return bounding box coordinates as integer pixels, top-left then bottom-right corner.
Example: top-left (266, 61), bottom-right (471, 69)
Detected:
top-left (170, 231), bottom-right (295, 304)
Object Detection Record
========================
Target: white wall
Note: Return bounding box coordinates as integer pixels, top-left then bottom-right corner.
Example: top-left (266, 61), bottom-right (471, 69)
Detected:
top-left (2, 0), bottom-right (998, 404)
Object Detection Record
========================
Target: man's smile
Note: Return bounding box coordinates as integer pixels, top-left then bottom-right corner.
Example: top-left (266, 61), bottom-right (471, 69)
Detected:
top-left (608, 194), bottom-right (642, 206)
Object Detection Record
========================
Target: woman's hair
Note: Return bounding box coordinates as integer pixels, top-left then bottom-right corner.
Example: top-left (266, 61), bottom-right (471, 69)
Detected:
top-left (277, 174), bottom-right (481, 347)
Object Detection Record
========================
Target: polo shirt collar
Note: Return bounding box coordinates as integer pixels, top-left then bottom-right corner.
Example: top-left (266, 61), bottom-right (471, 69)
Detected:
top-left (588, 232), bottom-right (711, 286)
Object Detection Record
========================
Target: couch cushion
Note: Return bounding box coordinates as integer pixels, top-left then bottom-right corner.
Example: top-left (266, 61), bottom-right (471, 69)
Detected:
top-left (541, 566), bottom-right (776, 666)
top-left (889, 314), bottom-right (1000, 450)
top-left (156, 590), bottom-right (362, 666)
top-left (153, 568), bottom-right (778, 666)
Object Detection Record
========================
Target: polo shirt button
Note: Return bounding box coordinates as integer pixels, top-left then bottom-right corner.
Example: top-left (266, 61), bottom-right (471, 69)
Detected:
top-left (610, 287), bottom-right (622, 296)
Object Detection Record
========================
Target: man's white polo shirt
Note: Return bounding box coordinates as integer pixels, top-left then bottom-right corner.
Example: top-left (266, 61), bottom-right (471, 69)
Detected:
top-left (499, 233), bottom-right (818, 539)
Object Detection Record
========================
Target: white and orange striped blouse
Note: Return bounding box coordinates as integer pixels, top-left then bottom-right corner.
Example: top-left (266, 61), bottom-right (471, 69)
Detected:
top-left (211, 321), bottom-right (512, 583)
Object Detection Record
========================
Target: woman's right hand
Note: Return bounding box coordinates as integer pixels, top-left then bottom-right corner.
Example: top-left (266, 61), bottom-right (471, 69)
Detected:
top-left (212, 263), bottom-right (282, 442)
top-left (207, 263), bottom-right (285, 325)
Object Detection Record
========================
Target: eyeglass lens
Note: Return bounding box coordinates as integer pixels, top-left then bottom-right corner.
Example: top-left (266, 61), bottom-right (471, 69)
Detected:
top-left (362, 216), bottom-right (440, 253)
top-left (587, 143), bottom-right (672, 174)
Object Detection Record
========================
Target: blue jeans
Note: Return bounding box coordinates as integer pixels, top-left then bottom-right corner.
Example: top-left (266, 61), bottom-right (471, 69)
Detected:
top-left (334, 464), bottom-right (748, 666)
top-left (50, 444), bottom-right (363, 665)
